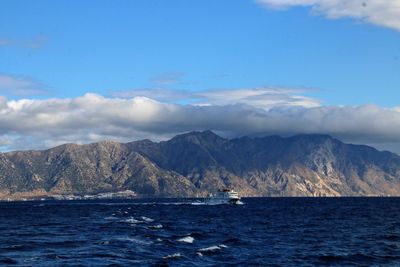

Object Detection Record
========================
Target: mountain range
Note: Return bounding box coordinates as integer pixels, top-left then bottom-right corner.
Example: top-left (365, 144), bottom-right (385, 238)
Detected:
top-left (1, 130), bottom-right (400, 199)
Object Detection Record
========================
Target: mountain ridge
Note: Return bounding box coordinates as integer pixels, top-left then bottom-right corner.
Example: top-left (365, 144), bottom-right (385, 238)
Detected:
top-left (1, 131), bottom-right (400, 199)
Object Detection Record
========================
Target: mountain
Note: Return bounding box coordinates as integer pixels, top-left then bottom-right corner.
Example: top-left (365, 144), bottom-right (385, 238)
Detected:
top-left (1, 131), bottom-right (400, 199)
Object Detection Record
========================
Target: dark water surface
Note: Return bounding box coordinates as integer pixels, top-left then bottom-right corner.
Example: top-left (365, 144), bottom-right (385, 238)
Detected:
top-left (1, 197), bottom-right (400, 266)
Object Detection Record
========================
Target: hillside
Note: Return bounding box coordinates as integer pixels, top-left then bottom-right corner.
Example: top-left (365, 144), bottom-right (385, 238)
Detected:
top-left (1, 131), bottom-right (400, 199)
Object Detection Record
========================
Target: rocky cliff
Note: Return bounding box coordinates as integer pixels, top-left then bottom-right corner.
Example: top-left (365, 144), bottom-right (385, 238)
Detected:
top-left (1, 131), bottom-right (400, 199)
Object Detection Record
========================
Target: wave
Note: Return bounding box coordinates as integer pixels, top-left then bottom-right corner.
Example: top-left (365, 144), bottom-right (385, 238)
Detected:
top-left (148, 224), bottom-right (163, 229)
top-left (104, 216), bottom-right (119, 220)
top-left (163, 253), bottom-right (182, 259)
top-left (198, 244), bottom-right (228, 253)
top-left (116, 237), bottom-right (153, 245)
top-left (140, 216), bottom-right (154, 222)
top-left (101, 200), bottom-right (245, 206)
top-left (0, 257), bottom-right (18, 264)
top-left (177, 236), bottom-right (195, 243)
top-left (122, 217), bottom-right (143, 224)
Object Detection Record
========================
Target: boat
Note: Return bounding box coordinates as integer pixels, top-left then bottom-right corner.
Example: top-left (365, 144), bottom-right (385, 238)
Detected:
top-left (205, 189), bottom-right (242, 205)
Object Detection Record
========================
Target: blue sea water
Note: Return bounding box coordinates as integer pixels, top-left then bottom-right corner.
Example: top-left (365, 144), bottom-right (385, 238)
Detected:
top-left (1, 197), bottom-right (400, 266)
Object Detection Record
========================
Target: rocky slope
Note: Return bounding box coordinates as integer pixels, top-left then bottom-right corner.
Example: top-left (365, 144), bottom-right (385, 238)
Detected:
top-left (1, 131), bottom-right (400, 199)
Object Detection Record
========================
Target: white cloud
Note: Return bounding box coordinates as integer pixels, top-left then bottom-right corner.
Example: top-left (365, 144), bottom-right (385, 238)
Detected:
top-left (0, 93), bottom-right (400, 153)
top-left (112, 88), bottom-right (192, 103)
top-left (111, 87), bottom-right (321, 109)
top-left (256, 0), bottom-right (400, 31)
top-left (0, 74), bottom-right (48, 96)
top-left (0, 135), bottom-right (13, 146)
top-left (195, 88), bottom-right (320, 109)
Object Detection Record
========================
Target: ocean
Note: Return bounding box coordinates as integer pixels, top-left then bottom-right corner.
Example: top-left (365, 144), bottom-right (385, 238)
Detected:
top-left (1, 197), bottom-right (400, 266)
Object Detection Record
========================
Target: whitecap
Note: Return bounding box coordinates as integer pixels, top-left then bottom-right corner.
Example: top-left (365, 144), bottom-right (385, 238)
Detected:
top-left (149, 224), bottom-right (163, 229)
top-left (198, 244), bottom-right (227, 253)
top-left (177, 236), bottom-right (195, 243)
top-left (123, 217), bottom-right (142, 224)
top-left (163, 253), bottom-right (181, 259)
top-left (141, 216), bottom-right (154, 222)
top-left (198, 245), bottom-right (221, 252)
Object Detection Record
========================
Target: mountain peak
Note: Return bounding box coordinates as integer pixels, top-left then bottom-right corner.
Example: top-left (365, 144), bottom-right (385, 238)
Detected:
top-left (288, 134), bottom-right (336, 144)
top-left (291, 133), bottom-right (333, 139)
top-left (175, 130), bottom-right (220, 138)
top-left (170, 130), bottom-right (226, 144)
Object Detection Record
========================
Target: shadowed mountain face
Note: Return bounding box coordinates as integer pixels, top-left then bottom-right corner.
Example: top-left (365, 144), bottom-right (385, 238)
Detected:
top-left (1, 131), bottom-right (400, 198)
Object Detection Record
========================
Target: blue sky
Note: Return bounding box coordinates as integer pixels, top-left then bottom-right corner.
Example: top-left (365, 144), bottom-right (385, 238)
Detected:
top-left (0, 0), bottom-right (400, 152)
top-left (1, 0), bottom-right (399, 105)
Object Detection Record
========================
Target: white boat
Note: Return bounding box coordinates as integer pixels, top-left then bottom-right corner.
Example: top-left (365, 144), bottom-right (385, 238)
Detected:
top-left (205, 189), bottom-right (242, 205)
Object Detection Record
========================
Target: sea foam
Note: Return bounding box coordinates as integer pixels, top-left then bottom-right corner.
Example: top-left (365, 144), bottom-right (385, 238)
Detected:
top-left (163, 253), bottom-right (182, 259)
top-left (198, 244), bottom-right (228, 253)
top-left (177, 236), bottom-right (195, 243)
top-left (141, 216), bottom-right (154, 222)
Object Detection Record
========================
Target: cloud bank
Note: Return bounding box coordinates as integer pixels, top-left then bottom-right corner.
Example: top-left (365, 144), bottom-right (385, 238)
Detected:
top-left (0, 91), bottom-right (400, 153)
top-left (256, 0), bottom-right (400, 31)
top-left (112, 87), bottom-right (321, 109)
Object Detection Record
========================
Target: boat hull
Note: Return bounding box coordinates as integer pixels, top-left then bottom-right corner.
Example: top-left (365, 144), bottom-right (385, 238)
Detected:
top-left (204, 189), bottom-right (243, 205)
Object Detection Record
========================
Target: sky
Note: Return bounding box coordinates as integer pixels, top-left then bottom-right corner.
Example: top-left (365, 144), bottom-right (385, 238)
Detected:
top-left (0, 0), bottom-right (400, 153)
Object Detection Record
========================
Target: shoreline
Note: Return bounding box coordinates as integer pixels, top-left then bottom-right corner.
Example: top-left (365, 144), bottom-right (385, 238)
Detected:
top-left (1, 195), bottom-right (398, 202)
